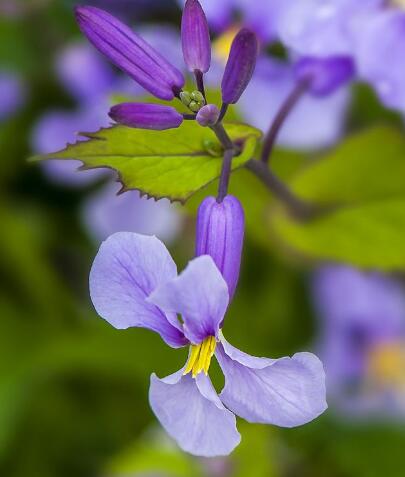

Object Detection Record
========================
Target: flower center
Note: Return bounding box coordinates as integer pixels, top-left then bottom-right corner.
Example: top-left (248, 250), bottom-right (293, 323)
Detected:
top-left (183, 336), bottom-right (217, 378)
top-left (213, 25), bottom-right (240, 64)
top-left (391, 0), bottom-right (405, 10)
top-left (180, 90), bottom-right (205, 112)
top-left (367, 341), bottom-right (405, 389)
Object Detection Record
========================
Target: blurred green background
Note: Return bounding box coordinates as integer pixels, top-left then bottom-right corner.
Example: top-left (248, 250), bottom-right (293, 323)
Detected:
top-left (1, 1), bottom-right (405, 476)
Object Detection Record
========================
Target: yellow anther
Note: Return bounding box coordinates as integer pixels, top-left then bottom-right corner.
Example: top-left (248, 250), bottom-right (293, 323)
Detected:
top-left (183, 336), bottom-right (217, 378)
top-left (213, 25), bottom-right (240, 63)
top-left (368, 342), bottom-right (405, 388)
top-left (392, 0), bottom-right (405, 10)
top-left (183, 344), bottom-right (201, 375)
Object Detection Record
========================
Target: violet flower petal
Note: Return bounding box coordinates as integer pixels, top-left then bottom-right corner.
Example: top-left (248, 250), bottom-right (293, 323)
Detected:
top-left (294, 56), bottom-right (355, 97)
top-left (89, 232), bottom-right (187, 348)
top-left (148, 255), bottom-right (229, 344)
top-left (75, 6), bottom-right (185, 100)
top-left (181, 0), bottom-right (211, 73)
top-left (149, 369), bottom-right (241, 456)
top-left (109, 103), bottom-right (184, 130)
top-left (215, 337), bottom-right (328, 427)
top-left (221, 28), bottom-right (258, 104)
top-left (195, 195), bottom-right (244, 300)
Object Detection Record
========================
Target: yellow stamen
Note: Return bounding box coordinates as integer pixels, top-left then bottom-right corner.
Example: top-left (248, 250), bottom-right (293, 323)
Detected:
top-left (213, 25), bottom-right (240, 64)
top-left (392, 0), bottom-right (405, 10)
top-left (368, 342), bottom-right (405, 389)
top-left (183, 336), bottom-right (217, 378)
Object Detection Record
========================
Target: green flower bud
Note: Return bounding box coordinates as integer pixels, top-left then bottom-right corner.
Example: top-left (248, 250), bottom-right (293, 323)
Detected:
top-left (191, 90), bottom-right (205, 103)
top-left (180, 91), bottom-right (192, 106)
top-left (189, 100), bottom-right (201, 112)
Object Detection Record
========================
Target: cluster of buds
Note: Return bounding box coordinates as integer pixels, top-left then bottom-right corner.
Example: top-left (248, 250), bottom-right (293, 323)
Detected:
top-left (75, 0), bottom-right (258, 131)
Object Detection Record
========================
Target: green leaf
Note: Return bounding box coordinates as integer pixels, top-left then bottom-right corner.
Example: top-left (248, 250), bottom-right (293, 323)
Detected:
top-left (270, 126), bottom-right (405, 269)
top-left (33, 122), bottom-right (261, 202)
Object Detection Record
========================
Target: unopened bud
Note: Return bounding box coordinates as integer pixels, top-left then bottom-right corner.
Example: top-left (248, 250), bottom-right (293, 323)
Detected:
top-left (195, 195), bottom-right (244, 300)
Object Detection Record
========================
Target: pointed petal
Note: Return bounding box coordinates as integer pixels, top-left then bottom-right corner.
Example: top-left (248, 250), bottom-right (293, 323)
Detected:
top-left (89, 232), bottom-right (187, 348)
top-left (149, 369), bottom-right (240, 457)
top-left (216, 338), bottom-right (327, 427)
top-left (75, 6), bottom-right (184, 100)
top-left (181, 0), bottom-right (211, 73)
top-left (109, 103), bottom-right (184, 130)
top-left (221, 28), bottom-right (258, 104)
top-left (148, 256), bottom-right (229, 344)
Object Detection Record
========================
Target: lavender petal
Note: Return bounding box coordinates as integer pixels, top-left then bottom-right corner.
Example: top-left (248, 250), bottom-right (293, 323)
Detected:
top-left (216, 337), bottom-right (328, 427)
top-left (148, 255), bottom-right (229, 344)
top-left (149, 369), bottom-right (240, 456)
top-left (89, 232), bottom-right (187, 348)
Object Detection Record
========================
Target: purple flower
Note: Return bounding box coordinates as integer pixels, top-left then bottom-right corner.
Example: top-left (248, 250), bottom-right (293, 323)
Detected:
top-left (221, 28), bottom-right (258, 105)
top-left (109, 103), bottom-right (184, 130)
top-left (294, 56), bottom-right (355, 97)
top-left (195, 195), bottom-right (244, 300)
top-left (313, 265), bottom-right (405, 417)
top-left (75, 6), bottom-right (185, 100)
top-left (181, 0), bottom-right (211, 74)
top-left (0, 70), bottom-right (26, 121)
top-left (90, 232), bottom-right (327, 456)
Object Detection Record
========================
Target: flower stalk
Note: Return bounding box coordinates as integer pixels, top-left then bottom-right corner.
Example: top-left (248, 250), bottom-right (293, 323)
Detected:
top-left (261, 78), bottom-right (310, 165)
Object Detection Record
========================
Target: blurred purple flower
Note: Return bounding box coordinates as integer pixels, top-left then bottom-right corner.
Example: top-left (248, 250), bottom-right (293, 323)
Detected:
top-left (0, 71), bottom-right (26, 121)
top-left (82, 182), bottom-right (182, 243)
top-left (55, 42), bottom-right (115, 103)
top-left (238, 57), bottom-right (350, 150)
top-left (354, 9), bottom-right (405, 112)
top-left (90, 232), bottom-right (327, 456)
top-left (313, 265), bottom-right (405, 417)
top-left (294, 56), bottom-right (355, 97)
top-left (32, 102), bottom-right (111, 186)
top-left (276, 0), bottom-right (382, 57)
top-left (276, 0), bottom-right (405, 113)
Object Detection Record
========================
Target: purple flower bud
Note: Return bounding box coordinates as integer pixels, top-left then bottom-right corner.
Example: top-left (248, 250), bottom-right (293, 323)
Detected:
top-left (181, 0), bottom-right (211, 74)
top-left (294, 56), bottom-right (355, 97)
top-left (75, 6), bottom-right (185, 100)
top-left (196, 104), bottom-right (220, 127)
top-left (109, 103), bottom-right (184, 130)
top-left (195, 195), bottom-right (244, 300)
top-left (221, 28), bottom-right (258, 105)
